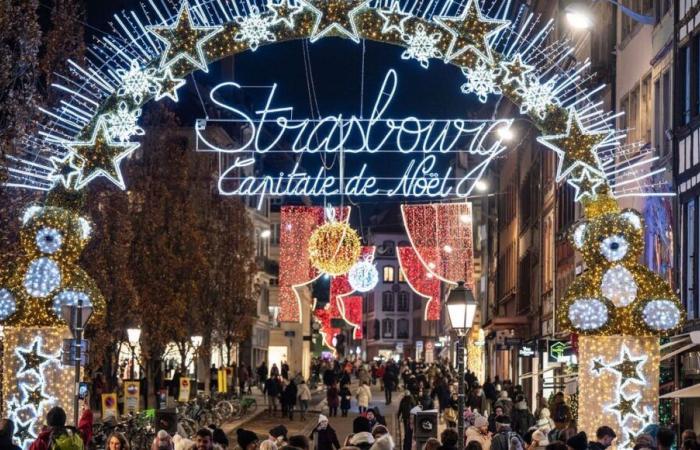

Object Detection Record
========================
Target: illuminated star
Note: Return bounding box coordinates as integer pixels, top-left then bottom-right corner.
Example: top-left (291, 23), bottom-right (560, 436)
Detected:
top-left (537, 108), bottom-right (611, 182)
top-left (14, 419), bottom-right (35, 448)
top-left (567, 168), bottom-right (605, 202)
top-left (434, 0), bottom-right (509, 63)
top-left (48, 152), bottom-right (82, 189)
top-left (155, 68), bottom-right (187, 102)
top-left (591, 358), bottom-right (606, 375)
top-left (302, 0), bottom-right (370, 43)
top-left (500, 53), bottom-right (533, 86)
top-left (268, 0), bottom-right (304, 29)
top-left (608, 393), bottom-right (641, 421)
top-left (17, 340), bottom-right (52, 376)
top-left (147, 2), bottom-right (223, 73)
top-left (7, 397), bottom-right (21, 414)
top-left (22, 383), bottom-right (51, 410)
top-left (608, 346), bottom-right (646, 387)
top-left (377, 1), bottom-right (412, 34)
top-left (64, 117), bottom-right (140, 190)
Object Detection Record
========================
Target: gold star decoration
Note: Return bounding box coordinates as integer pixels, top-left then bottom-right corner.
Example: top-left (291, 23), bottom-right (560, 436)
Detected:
top-left (48, 152), bottom-right (82, 189)
top-left (14, 420), bottom-right (34, 446)
top-left (147, 2), bottom-right (223, 72)
top-left (500, 53), bottom-right (533, 86)
top-left (377, 1), bottom-right (412, 35)
top-left (434, 0), bottom-right (509, 63)
top-left (268, 0), bottom-right (305, 29)
top-left (303, 0), bottom-right (370, 43)
top-left (65, 117), bottom-right (140, 191)
top-left (567, 167), bottom-right (605, 202)
top-left (609, 347), bottom-right (646, 386)
top-left (17, 340), bottom-right (51, 375)
top-left (537, 108), bottom-right (611, 182)
top-left (609, 393), bottom-right (641, 421)
top-left (23, 384), bottom-right (50, 409)
top-left (591, 358), bottom-right (606, 375)
top-left (155, 68), bottom-right (187, 102)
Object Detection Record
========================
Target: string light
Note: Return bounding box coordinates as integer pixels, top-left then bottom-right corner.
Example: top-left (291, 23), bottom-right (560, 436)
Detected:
top-left (234, 5), bottom-right (276, 51)
top-left (104, 101), bottom-right (145, 143)
top-left (308, 221), bottom-right (361, 276)
top-left (461, 58), bottom-right (501, 103)
top-left (397, 246), bottom-right (442, 320)
top-left (52, 290), bottom-right (92, 318)
top-left (568, 298), bottom-right (610, 331)
top-left (23, 258), bottom-right (61, 298)
top-left (115, 60), bottom-right (159, 104)
top-left (642, 300), bottom-right (681, 331)
top-left (303, 0), bottom-right (369, 44)
top-left (400, 23), bottom-right (443, 69)
top-left (35, 228), bottom-right (63, 254)
top-left (0, 289), bottom-right (17, 321)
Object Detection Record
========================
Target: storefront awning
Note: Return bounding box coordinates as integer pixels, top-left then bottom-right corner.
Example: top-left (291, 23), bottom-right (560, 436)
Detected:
top-left (660, 331), bottom-right (700, 361)
top-left (659, 383), bottom-right (700, 399)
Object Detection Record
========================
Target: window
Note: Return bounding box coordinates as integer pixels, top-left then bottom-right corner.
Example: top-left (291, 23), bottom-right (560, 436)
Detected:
top-left (382, 291), bottom-right (394, 311)
top-left (398, 291), bottom-right (409, 311)
top-left (662, 71), bottom-right (671, 151)
top-left (397, 319), bottom-right (409, 339)
top-left (382, 319), bottom-right (394, 338)
top-left (383, 266), bottom-right (395, 283)
top-left (398, 268), bottom-right (406, 283)
top-left (641, 75), bottom-right (651, 144)
top-left (685, 200), bottom-right (696, 319)
top-left (655, 0), bottom-right (671, 22)
top-left (373, 319), bottom-right (380, 340)
top-left (366, 292), bottom-right (375, 313)
top-left (413, 293), bottom-right (422, 311)
top-left (681, 45), bottom-right (692, 124)
top-left (629, 88), bottom-right (639, 143)
top-left (498, 182), bottom-right (516, 229)
top-left (619, 94), bottom-right (629, 144)
top-left (556, 183), bottom-right (576, 232)
top-left (543, 216), bottom-right (554, 292)
top-left (271, 223), bottom-right (281, 245)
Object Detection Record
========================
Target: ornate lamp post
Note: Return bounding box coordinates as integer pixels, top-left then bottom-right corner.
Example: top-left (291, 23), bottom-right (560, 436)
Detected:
top-left (446, 281), bottom-right (477, 450)
top-left (191, 335), bottom-right (203, 392)
top-left (126, 327), bottom-right (141, 380)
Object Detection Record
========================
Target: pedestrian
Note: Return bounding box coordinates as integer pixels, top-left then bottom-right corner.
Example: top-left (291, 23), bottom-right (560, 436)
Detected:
top-left (299, 380), bottom-right (312, 420)
top-left (511, 395), bottom-right (535, 437)
top-left (437, 429), bottom-right (459, 450)
top-left (310, 415), bottom-right (341, 450)
top-left (77, 399), bottom-right (93, 448)
top-left (258, 362), bottom-right (269, 392)
top-left (657, 428), bottom-right (675, 450)
top-left (265, 376), bottom-right (282, 415)
top-left (283, 379), bottom-right (298, 420)
top-left (327, 382), bottom-right (340, 417)
top-left (681, 440), bottom-right (699, 450)
top-left (269, 426), bottom-right (288, 448)
top-left (382, 368), bottom-right (396, 405)
top-left (397, 393), bottom-right (416, 450)
top-left (493, 391), bottom-right (513, 418)
top-left (528, 430), bottom-right (549, 450)
top-left (490, 416), bottom-right (524, 450)
top-left (466, 443), bottom-right (483, 450)
top-left (566, 433), bottom-right (587, 450)
top-left (151, 430), bottom-right (174, 450)
top-left (288, 436), bottom-right (311, 450)
top-left (347, 431), bottom-right (374, 450)
top-left (0, 419), bottom-right (22, 450)
top-left (282, 361), bottom-right (290, 380)
top-left (271, 363), bottom-right (280, 378)
top-left (340, 383), bottom-right (352, 417)
top-left (237, 429), bottom-right (260, 450)
top-left (466, 416), bottom-right (492, 450)
top-left (106, 432), bottom-right (129, 450)
top-left (356, 382), bottom-right (372, 414)
top-left (369, 432), bottom-right (393, 450)
top-left (423, 439), bottom-right (441, 450)
top-left (487, 406), bottom-right (504, 434)
top-left (212, 428), bottom-right (229, 449)
top-left (587, 427), bottom-right (617, 450)
top-left (192, 428), bottom-right (214, 450)
top-left (29, 406), bottom-right (84, 450)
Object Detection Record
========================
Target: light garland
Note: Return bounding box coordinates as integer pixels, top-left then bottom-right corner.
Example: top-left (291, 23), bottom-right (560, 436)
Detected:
top-left (104, 101), bottom-right (145, 143)
top-left (397, 246), bottom-right (442, 321)
top-left (601, 265), bottom-right (637, 308)
top-left (461, 58), bottom-right (501, 103)
top-left (308, 221), bottom-right (361, 276)
top-left (234, 5), bottom-right (276, 51)
top-left (0, 289), bottom-right (17, 321)
top-left (23, 258), bottom-right (62, 298)
top-left (115, 60), bottom-right (159, 104)
top-left (568, 298), bottom-right (611, 331)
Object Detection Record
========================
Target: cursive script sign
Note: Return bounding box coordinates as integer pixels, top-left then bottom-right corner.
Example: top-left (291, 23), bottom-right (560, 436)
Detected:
top-left (196, 69), bottom-right (510, 208)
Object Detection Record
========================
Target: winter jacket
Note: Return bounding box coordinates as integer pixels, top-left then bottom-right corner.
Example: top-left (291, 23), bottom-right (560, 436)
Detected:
top-left (397, 394), bottom-right (416, 422)
top-left (298, 383), bottom-right (312, 401)
top-left (340, 386), bottom-right (352, 410)
top-left (310, 425), bottom-right (341, 450)
top-left (511, 401), bottom-right (535, 437)
top-left (264, 378), bottom-right (282, 396)
top-left (369, 434), bottom-right (394, 450)
top-left (327, 386), bottom-right (340, 408)
top-left (493, 397), bottom-right (513, 417)
top-left (77, 407), bottom-right (93, 447)
top-left (356, 384), bottom-right (372, 408)
top-left (0, 433), bottom-right (21, 450)
top-left (348, 432), bottom-right (374, 450)
top-left (283, 383), bottom-right (298, 406)
top-left (491, 429), bottom-right (524, 450)
top-left (29, 428), bottom-right (84, 450)
top-left (466, 426), bottom-right (492, 450)
top-left (588, 442), bottom-right (607, 450)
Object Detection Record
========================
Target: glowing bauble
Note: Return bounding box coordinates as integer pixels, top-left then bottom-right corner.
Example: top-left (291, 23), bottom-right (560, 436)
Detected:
top-left (642, 300), bottom-right (681, 331)
top-left (601, 265), bottom-right (637, 307)
top-left (0, 289), bottom-right (17, 321)
top-left (348, 260), bottom-right (379, 292)
top-left (23, 258), bottom-right (61, 298)
top-left (568, 298), bottom-right (609, 331)
top-left (308, 222), bottom-right (362, 276)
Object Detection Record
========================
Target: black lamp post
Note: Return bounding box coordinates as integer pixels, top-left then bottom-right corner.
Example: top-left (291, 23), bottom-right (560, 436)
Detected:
top-left (446, 281), bottom-right (477, 450)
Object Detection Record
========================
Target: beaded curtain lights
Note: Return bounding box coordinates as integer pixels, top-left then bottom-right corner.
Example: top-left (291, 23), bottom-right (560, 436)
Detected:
top-left (558, 194), bottom-right (683, 448)
top-left (0, 206), bottom-right (105, 446)
top-left (397, 246), bottom-right (442, 321)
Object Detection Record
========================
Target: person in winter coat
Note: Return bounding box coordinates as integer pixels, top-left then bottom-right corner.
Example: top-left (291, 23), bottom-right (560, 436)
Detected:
top-left (30, 406), bottom-right (84, 450)
top-left (327, 383), bottom-right (340, 417)
top-left (258, 362), bottom-right (269, 392)
top-left (151, 430), bottom-right (174, 450)
top-left (323, 368), bottom-right (337, 387)
top-left (107, 432), bottom-right (130, 450)
top-left (431, 379), bottom-right (451, 412)
top-left (0, 419), bottom-right (22, 450)
top-left (369, 433), bottom-right (394, 450)
top-left (397, 393), bottom-right (416, 450)
top-left (339, 383), bottom-right (352, 417)
top-left (528, 429), bottom-right (548, 450)
top-left (356, 382), bottom-right (372, 414)
top-left (587, 426), bottom-right (617, 450)
top-left (491, 417), bottom-right (524, 450)
top-left (264, 376), bottom-right (282, 415)
top-left (348, 432), bottom-right (374, 450)
top-left (376, 365), bottom-right (386, 391)
top-left (487, 406), bottom-right (505, 434)
top-left (437, 428), bottom-right (460, 450)
top-left (511, 396), bottom-right (535, 437)
top-left (466, 416), bottom-right (492, 450)
top-left (283, 380), bottom-right (298, 420)
top-left (271, 364), bottom-right (280, 378)
top-left (493, 392), bottom-right (513, 418)
top-left (382, 369), bottom-right (397, 405)
top-left (298, 380), bottom-right (312, 420)
top-left (77, 400), bottom-right (93, 448)
top-left (236, 429), bottom-right (260, 450)
top-left (309, 415), bottom-right (341, 450)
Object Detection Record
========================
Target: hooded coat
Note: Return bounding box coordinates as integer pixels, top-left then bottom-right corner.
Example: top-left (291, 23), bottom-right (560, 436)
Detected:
top-left (310, 423), bottom-right (341, 450)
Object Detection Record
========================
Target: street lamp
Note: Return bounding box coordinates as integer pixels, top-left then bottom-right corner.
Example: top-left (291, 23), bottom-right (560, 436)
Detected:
top-left (191, 335), bottom-right (203, 393)
top-left (446, 281), bottom-right (477, 450)
top-left (564, 2), bottom-right (594, 29)
top-left (126, 327), bottom-right (141, 380)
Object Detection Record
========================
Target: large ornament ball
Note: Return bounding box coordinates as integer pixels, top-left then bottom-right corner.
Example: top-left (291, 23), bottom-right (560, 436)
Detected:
top-left (348, 260), bottom-right (379, 293)
top-left (308, 222), bottom-right (362, 276)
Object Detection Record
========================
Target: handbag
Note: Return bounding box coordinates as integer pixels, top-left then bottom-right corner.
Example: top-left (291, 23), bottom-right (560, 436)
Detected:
top-left (443, 407), bottom-right (457, 423)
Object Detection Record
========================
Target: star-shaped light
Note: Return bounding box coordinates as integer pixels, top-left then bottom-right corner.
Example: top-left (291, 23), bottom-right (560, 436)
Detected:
top-left (591, 358), bottom-right (606, 375)
top-left (14, 419), bottom-right (35, 448)
top-left (377, 1), bottom-right (411, 34)
top-left (537, 108), bottom-right (611, 182)
top-left (269, 0), bottom-right (304, 29)
top-left (17, 340), bottom-right (53, 376)
top-left (608, 346), bottom-right (647, 387)
top-left (567, 168), bottom-right (605, 202)
top-left (434, 0), bottom-right (509, 63)
top-left (303, 0), bottom-right (370, 43)
top-left (155, 68), bottom-right (186, 102)
top-left (608, 393), bottom-right (642, 421)
top-left (48, 152), bottom-right (82, 189)
top-left (22, 383), bottom-right (51, 410)
top-left (147, 2), bottom-right (223, 73)
top-left (64, 117), bottom-right (140, 190)
top-left (500, 53), bottom-right (533, 86)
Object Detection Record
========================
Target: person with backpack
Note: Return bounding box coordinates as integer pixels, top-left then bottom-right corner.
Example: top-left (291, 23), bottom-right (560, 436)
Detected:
top-left (30, 407), bottom-right (84, 450)
top-left (490, 416), bottom-right (524, 450)
top-left (511, 396), bottom-right (535, 437)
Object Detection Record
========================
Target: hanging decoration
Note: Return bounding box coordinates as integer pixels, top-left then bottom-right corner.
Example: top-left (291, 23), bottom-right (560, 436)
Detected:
top-left (308, 221), bottom-right (362, 276)
top-left (329, 246), bottom-right (375, 340)
top-left (397, 246), bottom-right (443, 321)
top-left (347, 258), bottom-right (379, 293)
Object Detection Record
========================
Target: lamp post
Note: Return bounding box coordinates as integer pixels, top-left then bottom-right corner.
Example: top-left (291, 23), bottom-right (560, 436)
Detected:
top-left (126, 327), bottom-right (141, 380)
top-left (191, 335), bottom-right (203, 393)
top-left (446, 281), bottom-right (478, 450)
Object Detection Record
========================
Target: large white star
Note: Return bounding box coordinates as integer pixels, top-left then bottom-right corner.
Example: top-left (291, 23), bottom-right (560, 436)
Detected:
top-left (377, 1), bottom-right (412, 35)
top-left (147, 2), bottom-right (223, 73)
top-left (303, 0), bottom-right (370, 44)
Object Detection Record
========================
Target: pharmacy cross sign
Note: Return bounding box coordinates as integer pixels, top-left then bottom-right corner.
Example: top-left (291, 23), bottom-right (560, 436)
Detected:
top-left (196, 69), bottom-right (511, 207)
top-left (4, 0), bottom-right (662, 204)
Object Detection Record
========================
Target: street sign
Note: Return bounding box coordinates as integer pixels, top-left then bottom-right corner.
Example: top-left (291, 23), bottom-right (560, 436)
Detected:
top-left (284, 331), bottom-right (296, 337)
top-left (61, 304), bottom-right (93, 335)
top-left (547, 339), bottom-right (574, 363)
top-left (61, 339), bottom-right (89, 366)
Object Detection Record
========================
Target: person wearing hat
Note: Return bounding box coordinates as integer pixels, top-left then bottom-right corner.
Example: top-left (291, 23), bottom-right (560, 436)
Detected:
top-left (566, 432), bottom-right (587, 450)
top-left (466, 415), bottom-right (492, 450)
top-left (309, 415), bottom-right (340, 450)
top-left (269, 426), bottom-right (288, 448)
top-left (529, 430), bottom-right (549, 450)
top-left (237, 429), bottom-right (260, 450)
top-left (29, 406), bottom-right (84, 450)
top-left (491, 416), bottom-right (525, 450)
